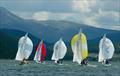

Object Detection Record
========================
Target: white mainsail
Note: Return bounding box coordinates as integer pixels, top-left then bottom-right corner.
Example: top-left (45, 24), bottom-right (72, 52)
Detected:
top-left (15, 33), bottom-right (33, 61)
top-left (34, 40), bottom-right (43, 62)
top-left (98, 34), bottom-right (115, 62)
top-left (51, 38), bottom-right (67, 61)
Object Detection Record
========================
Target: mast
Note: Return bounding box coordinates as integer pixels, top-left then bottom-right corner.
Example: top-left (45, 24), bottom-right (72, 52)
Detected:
top-left (78, 29), bottom-right (83, 63)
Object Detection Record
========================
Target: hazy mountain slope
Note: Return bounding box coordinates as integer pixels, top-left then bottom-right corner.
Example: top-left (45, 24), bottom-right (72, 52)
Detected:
top-left (0, 7), bottom-right (119, 43)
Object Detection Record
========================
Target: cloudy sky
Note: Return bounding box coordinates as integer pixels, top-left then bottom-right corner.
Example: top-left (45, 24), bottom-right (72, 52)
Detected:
top-left (0, 0), bottom-right (120, 30)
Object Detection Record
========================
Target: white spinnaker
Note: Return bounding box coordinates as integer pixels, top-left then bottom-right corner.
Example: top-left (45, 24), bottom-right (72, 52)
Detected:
top-left (98, 37), bottom-right (115, 62)
top-left (72, 43), bottom-right (78, 63)
top-left (15, 34), bottom-right (33, 61)
top-left (72, 39), bottom-right (83, 64)
top-left (51, 39), bottom-right (67, 61)
top-left (34, 41), bottom-right (43, 62)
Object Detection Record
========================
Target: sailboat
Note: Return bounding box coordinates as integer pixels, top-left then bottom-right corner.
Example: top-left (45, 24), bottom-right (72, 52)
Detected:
top-left (34, 40), bottom-right (47, 63)
top-left (15, 33), bottom-right (33, 62)
top-left (98, 34), bottom-right (115, 66)
top-left (71, 29), bottom-right (88, 64)
top-left (51, 38), bottom-right (67, 64)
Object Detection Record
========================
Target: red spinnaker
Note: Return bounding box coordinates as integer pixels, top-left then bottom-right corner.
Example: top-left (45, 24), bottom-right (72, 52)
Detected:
top-left (41, 43), bottom-right (47, 62)
top-left (36, 42), bottom-right (47, 62)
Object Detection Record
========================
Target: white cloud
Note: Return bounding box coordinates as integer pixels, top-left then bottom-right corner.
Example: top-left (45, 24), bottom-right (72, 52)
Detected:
top-left (33, 11), bottom-right (49, 21)
top-left (72, 0), bottom-right (96, 13)
top-left (98, 9), bottom-right (119, 19)
top-left (71, 0), bottom-right (120, 30)
top-left (50, 13), bottom-right (74, 20)
top-left (83, 9), bottom-right (120, 30)
top-left (84, 17), bottom-right (100, 27)
top-left (96, 9), bottom-right (120, 26)
top-left (33, 11), bottom-right (74, 21)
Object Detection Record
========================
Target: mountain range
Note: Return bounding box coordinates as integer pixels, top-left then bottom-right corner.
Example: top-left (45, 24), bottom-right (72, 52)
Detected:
top-left (0, 7), bottom-right (120, 59)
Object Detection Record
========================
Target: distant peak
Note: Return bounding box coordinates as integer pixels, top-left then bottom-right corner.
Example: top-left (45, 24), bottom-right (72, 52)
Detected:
top-left (0, 7), bottom-right (8, 11)
top-left (0, 7), bottom-right (10, 14)
top-left (0, 6), bottom-right (23, 22)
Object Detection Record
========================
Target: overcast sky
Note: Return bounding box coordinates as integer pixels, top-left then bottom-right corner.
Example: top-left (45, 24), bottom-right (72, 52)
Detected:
top-left (0, 0), bottom-right (120, 30)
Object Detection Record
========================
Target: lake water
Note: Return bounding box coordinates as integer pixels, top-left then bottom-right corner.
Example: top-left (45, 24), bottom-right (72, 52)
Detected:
top-left (0, 60), bottom-right (120, 76)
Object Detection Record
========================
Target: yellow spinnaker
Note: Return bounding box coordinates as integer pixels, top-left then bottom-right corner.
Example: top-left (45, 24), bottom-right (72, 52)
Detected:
top-left (71, 33), bottom-right (88, 60)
